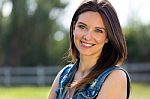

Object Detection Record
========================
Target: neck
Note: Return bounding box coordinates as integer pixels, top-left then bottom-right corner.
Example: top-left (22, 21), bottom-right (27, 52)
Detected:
top-left (78, 55), bottom-right (98, 73)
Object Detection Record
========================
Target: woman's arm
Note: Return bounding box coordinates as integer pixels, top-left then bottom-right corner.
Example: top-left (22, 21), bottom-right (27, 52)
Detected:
top-left (96, 70), bottom-right (127, 99)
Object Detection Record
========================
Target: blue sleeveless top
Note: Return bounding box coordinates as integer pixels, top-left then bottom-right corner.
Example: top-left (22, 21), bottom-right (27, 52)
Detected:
top-left (56, 62), bottom-right (130, 99)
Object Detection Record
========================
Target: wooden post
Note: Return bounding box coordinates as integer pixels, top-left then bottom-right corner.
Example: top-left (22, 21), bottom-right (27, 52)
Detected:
top-left (4, 67), bottom-right (11, 86)
top-left (37, 66), bottom-right (45, 86)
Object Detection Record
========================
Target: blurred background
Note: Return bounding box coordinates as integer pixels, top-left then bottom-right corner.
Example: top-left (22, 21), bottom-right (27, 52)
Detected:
top-left (0, 0), bottom-right (150, 99)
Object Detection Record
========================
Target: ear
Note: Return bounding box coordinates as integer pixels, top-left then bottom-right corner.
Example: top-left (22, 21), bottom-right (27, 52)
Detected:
top-left (72, 20), bottom-right (77, 36)
top-left (73, 32), bottom-right (75, 36)
top-left (73, 27), bottom-right (75, 36)
top-left (105, 39), bottom-right (108, 43)
top-left (73, 25), bottom-right (75, 36)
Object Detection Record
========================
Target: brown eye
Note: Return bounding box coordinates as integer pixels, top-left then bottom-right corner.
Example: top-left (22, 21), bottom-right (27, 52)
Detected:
top-left (78, 24), bottom-right (86, 29)
top-left (95, 28), bottom-right (104, 33)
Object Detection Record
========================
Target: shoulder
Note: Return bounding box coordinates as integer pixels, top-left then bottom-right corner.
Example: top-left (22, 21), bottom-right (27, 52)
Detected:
top-left (51, 63), bottom-right (74, 86)
top-left (48, 64), bottom-right (74, 99)
top-left (96, 68), bottom-right (127, 99)
top-left (107, 68), bottom-right (127, 84)
top-left (59, 64), bottom-right (74, 76)
top-left (56, 64), bottom-right (74, 83)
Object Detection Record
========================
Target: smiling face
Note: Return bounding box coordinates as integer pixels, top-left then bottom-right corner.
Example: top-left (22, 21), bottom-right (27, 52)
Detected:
top-left (73, 11), bottom-right (108, 59)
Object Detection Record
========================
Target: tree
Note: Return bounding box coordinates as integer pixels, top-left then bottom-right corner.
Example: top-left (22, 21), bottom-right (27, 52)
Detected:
top-left (124, 20), bottom-right (150, 62)
top-left (0, 0), bottom-right (68, 66)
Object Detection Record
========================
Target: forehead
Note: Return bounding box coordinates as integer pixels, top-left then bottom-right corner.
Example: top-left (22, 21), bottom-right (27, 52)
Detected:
top-left (77, 11), bottom-right (105, 27)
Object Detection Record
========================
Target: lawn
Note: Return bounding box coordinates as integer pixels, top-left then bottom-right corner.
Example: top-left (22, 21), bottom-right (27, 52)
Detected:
top-left (130, 83), bottom-right (150, 99)
top-left (0, 83), bottom-right (150, 99)
top-left (0, 86), bottom-right (50, 99)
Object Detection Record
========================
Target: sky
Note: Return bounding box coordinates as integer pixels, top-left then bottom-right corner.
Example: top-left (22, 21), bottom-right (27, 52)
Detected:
top-left (61, 0), bottom-right (150, 28)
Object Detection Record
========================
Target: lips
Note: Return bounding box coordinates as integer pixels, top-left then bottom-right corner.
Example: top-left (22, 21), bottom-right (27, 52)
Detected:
top-left (81, 41), bottom-right (95, 48)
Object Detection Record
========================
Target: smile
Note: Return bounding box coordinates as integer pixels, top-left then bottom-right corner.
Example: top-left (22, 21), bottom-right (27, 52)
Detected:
top-left (81, 41), bottom-right (95, 47)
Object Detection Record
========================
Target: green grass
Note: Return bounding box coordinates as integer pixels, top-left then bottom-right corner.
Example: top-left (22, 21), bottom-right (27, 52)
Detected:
top-left (0, 83), bottom-right (150, 99)
top-left (130, 83), bottom-right (150, 99)
top-left (0, 86), bottom-right (50, 99)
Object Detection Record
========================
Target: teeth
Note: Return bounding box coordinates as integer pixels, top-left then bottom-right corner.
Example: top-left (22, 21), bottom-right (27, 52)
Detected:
top-left (82, 42), bottom-right (92, 47)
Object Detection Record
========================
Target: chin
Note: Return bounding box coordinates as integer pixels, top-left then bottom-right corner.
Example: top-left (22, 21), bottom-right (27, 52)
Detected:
top-left (80, 52), bottom-right (94, 56)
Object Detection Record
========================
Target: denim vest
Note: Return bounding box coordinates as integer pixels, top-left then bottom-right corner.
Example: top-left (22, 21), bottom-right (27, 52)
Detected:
top-left (56, 62), bottom-right (130, 99)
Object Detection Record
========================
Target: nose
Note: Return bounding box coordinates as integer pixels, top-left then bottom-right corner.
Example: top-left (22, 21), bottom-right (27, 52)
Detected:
top-left (83, 29), bottom-right (92, 41)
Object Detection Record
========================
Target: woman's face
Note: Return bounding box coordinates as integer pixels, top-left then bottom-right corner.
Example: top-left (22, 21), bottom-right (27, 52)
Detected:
top-left (73, 11), bottom-right (108, 58)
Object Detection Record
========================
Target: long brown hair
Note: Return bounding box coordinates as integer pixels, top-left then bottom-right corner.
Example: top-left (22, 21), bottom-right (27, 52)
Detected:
top-left (68, 0), bottom-right (127, 89)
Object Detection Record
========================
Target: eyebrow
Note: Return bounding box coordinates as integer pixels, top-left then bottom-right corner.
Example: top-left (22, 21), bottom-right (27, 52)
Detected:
top-left (95, 27), bottom-right (106, 30)
top-left (77, 21), bottom-right (106, 30)
top-left (77, 22), bottom-right (87, 27)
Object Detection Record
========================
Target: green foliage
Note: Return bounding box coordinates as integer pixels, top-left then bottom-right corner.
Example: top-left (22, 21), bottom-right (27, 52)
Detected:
top-left (0, 0), bottom-right (68, 66)
top-left (124, 21), bottom-right (150, 62)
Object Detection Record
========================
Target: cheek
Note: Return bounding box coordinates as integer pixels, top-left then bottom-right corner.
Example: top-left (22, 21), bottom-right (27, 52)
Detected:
top-left (94, 34), bottom-right (107, 43)
top-left (73, 31), bottom-right (82, 49)
top-left (74, 29), bottom-right (83, 40)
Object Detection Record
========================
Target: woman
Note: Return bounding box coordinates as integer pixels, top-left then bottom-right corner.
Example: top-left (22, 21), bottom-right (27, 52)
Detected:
top-left (48, 0), bottom-right (130, 99)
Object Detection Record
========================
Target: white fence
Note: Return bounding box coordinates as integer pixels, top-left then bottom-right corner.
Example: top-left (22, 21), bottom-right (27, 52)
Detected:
top-left (126, 63), bottom-right (150, 83)
top-left (0, 63), bottom-right (150, 86)
top-left (0, 66), bottom-right (62, 86)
